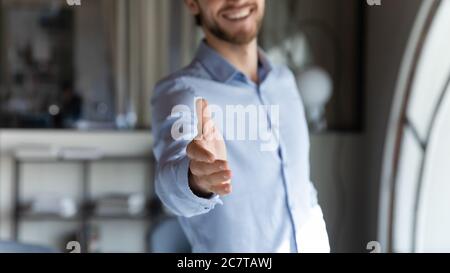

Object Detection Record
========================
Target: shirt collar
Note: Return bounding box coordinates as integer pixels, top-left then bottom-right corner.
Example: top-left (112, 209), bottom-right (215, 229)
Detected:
top-left (194, 40), bottom-right (273, 84)
top-left (257, 50), bottom-right (272, 83)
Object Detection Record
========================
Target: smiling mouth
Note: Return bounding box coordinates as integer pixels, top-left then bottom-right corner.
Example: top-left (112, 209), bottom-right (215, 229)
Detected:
top-left (221, 5), bottom-right (256, 22)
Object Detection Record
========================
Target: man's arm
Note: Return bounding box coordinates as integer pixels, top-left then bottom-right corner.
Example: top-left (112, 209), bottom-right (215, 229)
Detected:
top-left (151, 80), bottom-right (231, 218)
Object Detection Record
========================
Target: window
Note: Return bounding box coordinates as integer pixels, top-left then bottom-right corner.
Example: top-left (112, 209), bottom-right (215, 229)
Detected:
top-left (382, 0), bottom-right (450, 253)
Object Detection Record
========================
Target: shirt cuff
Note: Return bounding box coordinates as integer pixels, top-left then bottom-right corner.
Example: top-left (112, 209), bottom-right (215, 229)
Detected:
top-left (176, 156), bottom-right (223, 211)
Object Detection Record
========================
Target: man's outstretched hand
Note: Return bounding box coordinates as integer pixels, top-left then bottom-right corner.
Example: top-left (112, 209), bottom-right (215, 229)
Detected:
top-left (187, 99), bottom-right (232, 198)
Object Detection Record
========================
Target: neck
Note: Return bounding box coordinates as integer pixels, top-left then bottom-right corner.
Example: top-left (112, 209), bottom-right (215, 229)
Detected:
top-left (204, 33), bottom-right (259, 83)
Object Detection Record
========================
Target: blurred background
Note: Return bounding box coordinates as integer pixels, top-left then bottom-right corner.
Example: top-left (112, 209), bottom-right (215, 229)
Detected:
top-left (0, 0), bottom-right (449, 253)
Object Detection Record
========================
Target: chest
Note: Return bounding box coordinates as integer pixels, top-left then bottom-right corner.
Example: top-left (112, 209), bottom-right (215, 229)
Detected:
top-left (187, 77), bottom-right (309, 162)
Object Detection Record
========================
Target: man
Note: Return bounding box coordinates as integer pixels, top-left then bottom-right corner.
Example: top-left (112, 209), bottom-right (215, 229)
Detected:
top-left (152, 0), bottom-right (330, 253)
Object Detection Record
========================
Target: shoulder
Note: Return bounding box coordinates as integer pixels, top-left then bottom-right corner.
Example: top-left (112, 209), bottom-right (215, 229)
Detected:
top-left (268, 64), bottom-right (299, 93)
top-left (268, 64), bottom-right (304, 102)
top-left (151, 61), bottom-right (211, 116)
top-left (154, 61), bottom-right (209, 97)
top-left (270, 64), bottom-right (297, 82)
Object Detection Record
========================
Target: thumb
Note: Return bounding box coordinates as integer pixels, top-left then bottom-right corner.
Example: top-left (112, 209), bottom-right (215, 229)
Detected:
top-left (195, 98), bottom-right (212, 139)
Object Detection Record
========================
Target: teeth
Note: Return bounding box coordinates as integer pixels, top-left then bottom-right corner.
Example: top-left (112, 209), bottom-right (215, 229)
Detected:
top-left (224, 8), bottom-right (251, 20)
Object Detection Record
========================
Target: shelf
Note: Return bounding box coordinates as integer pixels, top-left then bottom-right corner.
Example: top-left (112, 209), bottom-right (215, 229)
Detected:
top-left (18, 213), bottom-right (82, 222)
top-left (17, 212), bottom-right (150, 222)
top-left (14, 156), bottom-right (153, 164)
top-left (10, 133), bottom-right (157, 253)
top-left (0, 130), bottom-right (153, 156)
top-left (89, 214), bottom-right (150, 221)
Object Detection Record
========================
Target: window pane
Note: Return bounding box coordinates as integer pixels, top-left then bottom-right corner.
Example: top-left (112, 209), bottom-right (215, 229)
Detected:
top-left (416, 84), bottom-right (450, 252)
top-left (393, 126), bottom-right (423, 253)
top-left (406, 0), bottom-right (450, 142)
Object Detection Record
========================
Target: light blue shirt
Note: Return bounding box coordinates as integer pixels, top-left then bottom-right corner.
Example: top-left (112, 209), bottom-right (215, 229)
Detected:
top-left (152, 41), bottom-right (329, 253)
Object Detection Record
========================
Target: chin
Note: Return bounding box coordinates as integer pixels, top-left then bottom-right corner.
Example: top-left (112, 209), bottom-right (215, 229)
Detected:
top-left (232, 34), bottom-right (257, 44)
top-left (221, 26), bottom-right (258, 44)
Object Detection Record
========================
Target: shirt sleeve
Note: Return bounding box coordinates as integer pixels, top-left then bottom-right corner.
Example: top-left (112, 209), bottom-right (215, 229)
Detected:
top-left (151, 78), bottom-right (223, 218)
